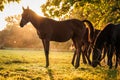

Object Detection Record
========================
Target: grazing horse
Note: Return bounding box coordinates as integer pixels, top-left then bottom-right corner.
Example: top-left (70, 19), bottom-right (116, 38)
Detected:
top-left (20, 7), bottom-right (92, 68)
top-left (71, 20), bottom-right (94, 65)
top-left (91, 23), bottom-right (120, 69)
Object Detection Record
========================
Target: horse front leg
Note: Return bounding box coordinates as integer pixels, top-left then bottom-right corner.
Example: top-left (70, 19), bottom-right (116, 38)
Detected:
top-left (75, 48), bottom-right (81, 69)
top-left (71, 50), bottom-right (76, 66)
top-left (71, 40), bottom-right (77, 67)
top-left (82, 45), bottom-right (87, 64)
top-left (108, 45), bottom-right (114, 69)
top-left (115, 48), bottom-right (119, 69)
top-left (42, 39), bottom-right (50, 68)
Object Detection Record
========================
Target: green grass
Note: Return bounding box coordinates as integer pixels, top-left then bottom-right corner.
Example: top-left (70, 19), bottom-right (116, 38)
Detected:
top-left (0, 49), bottom-right (120, 80)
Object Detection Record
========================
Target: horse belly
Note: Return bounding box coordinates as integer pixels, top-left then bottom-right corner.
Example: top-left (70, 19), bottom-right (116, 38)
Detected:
top-left (51, 32), bottom-right (72, 42)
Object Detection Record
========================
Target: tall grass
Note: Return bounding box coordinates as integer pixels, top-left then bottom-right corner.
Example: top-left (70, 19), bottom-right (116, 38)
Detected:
top-left (0, 49), bottom-right (120, 80)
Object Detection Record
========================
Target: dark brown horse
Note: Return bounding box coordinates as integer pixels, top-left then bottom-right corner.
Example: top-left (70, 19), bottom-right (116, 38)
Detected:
top-left (91, 23), bottom-right (120, 69)
top-left (71, 20), bottom-right (94, 66)
top-left (20, 7), bottom-right (92, 68)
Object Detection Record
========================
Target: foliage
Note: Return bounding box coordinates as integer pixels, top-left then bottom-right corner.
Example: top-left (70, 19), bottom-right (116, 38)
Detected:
top-left (0, 0), bottom-right (20, 11)
top-left (0, 15), bottom-right (42, 48)
top-left (41, 0), bottom-right (120, 29)
top-left (0, 50), bottom-right (120, 80)
top-left (41, 0), bottom-right (71, 18)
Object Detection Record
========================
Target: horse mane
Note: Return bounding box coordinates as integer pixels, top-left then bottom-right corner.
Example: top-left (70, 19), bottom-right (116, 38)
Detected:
top-left (82, 20), bottom-right (95, 42)
top-left (27, 9), bottom-right (39, 17)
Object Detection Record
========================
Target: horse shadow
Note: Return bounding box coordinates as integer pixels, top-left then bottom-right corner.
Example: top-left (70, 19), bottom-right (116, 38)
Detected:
top-left (96, 67), bottom-right (118, 80)
top-left (47, 68), bottom-right (54, 80)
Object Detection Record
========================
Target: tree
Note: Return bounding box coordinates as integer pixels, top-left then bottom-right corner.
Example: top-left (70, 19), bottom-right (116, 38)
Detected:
top-left (41, 0), bottom-right (72, 18)
top-left (41, 0), bottom-right (120, 29)
top-left (2, 15), bottom-right (42, 48)
top-left (0, 0), bottom-right (20, 11)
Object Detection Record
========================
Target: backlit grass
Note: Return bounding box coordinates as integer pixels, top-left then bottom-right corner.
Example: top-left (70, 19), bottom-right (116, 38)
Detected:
top-left (0, 49), bottom-right (120, 80)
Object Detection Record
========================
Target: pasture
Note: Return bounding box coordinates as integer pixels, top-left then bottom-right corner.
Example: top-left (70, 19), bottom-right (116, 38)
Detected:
top-left (0, 49), bottom-right (120, 80)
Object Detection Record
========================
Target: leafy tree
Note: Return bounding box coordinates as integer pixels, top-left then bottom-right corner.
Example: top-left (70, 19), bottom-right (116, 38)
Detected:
top-left (41, 0), bottom-right (71, 18)
top-left (41, 0), bottom-right (120, 29)
top-left (0, 0), bottom-right (20, 11)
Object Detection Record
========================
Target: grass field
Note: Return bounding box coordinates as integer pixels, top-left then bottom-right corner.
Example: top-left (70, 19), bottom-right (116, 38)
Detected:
top-left (0, 49), bottom-right (120, 80)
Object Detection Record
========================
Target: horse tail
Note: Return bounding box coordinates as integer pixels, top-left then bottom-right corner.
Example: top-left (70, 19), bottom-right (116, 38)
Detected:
top-left (83, 20), bottom-right (94, 42)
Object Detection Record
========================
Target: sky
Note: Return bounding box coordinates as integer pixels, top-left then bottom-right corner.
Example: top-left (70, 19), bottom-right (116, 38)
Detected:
top-left (0, 0), bottom-right (46, 31)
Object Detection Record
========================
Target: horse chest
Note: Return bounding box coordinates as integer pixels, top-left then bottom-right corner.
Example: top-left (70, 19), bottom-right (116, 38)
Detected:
top-left (37, 30), bottom-right (46, 39)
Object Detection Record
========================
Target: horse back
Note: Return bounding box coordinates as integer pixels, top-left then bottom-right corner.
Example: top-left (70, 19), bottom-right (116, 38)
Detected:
top-left (52, 19), bottom-right (86, 42)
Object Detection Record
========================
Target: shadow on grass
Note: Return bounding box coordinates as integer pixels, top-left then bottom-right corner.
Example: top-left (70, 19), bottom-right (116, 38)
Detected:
top-left (4, 60), bottom-right (28, 64)
top-left (0, 67), bottom-right (4, 71)
top-left (47, 68), bottom-right (54, 80)
top-left (105, 69), bottom-right (117, 80)
top-left (95, 66), bottom-right (117, 80)
top-left (78, 66), bottom-right (93, 72)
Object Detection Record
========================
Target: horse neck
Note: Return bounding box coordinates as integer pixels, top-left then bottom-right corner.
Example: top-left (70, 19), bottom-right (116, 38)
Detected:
top-left (94, 32), bottom-right (105, 50)
top-left (29, 13), bottom-right (43, 29)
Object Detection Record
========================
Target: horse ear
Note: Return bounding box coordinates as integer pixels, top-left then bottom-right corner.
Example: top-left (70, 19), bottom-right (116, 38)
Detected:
top-left (22, 7), bottom-right (25, 10)
top-left (27, 6), bottom-right (29, 9)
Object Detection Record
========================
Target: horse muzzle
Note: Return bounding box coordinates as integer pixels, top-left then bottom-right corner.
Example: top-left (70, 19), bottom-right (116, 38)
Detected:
top-left (20, 23), bottom-right (24, 27)
top-left (91, 61), bottom-right (99, 67)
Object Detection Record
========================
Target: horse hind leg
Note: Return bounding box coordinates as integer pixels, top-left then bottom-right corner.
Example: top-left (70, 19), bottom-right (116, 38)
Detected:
top-left (82, 52), bottom-right (87, 64)
top-left (72, 37), bottom-right (83, 68)
top-left (74, 41), bottom-right (82, 69)
top-left (115, 48), bottom-right (119, 69)
top-left (83, 44), bottom-right (92, 65)
top-left (75, 47), bottom-right (82, 69)
top-left (87, 46), bottom-right (92, 65)
top-left (108, 46), bottom-right (114, 69)
top-left (71, 39), bottom-right (78, 67)
top-left (81, 45), bottom-right (87, 64)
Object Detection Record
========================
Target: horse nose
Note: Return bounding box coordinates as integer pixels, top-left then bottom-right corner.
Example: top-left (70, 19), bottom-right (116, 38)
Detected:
top-left (20, 23), bottom-right (24, 27)
top-left (91, 62), bottom-right (97, 67)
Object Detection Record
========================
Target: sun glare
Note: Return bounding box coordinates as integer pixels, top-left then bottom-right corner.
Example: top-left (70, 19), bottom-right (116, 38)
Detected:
top-left (0, 0), bottom-right (47, 30)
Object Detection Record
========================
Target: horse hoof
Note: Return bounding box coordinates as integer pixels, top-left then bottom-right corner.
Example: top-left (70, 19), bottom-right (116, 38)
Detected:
top-left (75, 65), bottom-right (79, 69)
top-left (45, 65), bottom-right (49, 68)
top-left (109, 66), bottom-right (112, 69)
top-left (115, 66), bottom-right (117, 69)
top-left (83, 61), bottom-right (87, 64)
top-left (98, 63), bottom-right (101, 66)
top-left (88, 62), bottom-right (91, 65)
top-left (71, 62), bottom-right (74, 66)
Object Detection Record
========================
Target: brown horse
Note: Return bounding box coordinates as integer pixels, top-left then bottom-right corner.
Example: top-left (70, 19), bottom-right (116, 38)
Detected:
top-left (71, 20), bottom-right (94, 66)
top-left (20, 7), bottom-right (92, 68)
